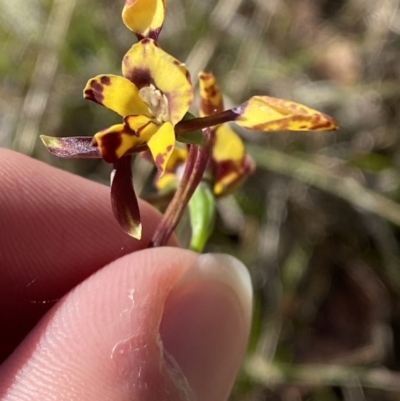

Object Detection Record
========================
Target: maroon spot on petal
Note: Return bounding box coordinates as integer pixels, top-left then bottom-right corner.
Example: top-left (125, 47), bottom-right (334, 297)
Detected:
top-left (204, 85), bottom-right (217, 97)
top-left (148, 28), bottom-right (162, 41)
top-left (141, 38), bottom-right (152, 45)
top-left (84, 89), bottom-right (94, 100)
top-left (155, 153), bottom-right (165, 169)
top-left (123, 122), bottom-right (139, 137)
top-left (166, 144), bottom-right (173, 152)
top-left (92, 81), bottom-right (104, 93)
top-left (124, 118), bottom-right (153, 138)
top-left (84, 89), bottom-right (103, 103)
top-left (100, 75), bottom-right (111, 85)
top-left (124, 66), bottom-right (153, 89)
top-left (200, 98), bottom-right (223, 116)
top-left (133, 68), bottom-right (153, 88)
top-left (215, 160), bottom-right (237, 182)
top-left (99, 132), bottom-right (123, 163)
top-left (213, 158), bottom-right (251, 196)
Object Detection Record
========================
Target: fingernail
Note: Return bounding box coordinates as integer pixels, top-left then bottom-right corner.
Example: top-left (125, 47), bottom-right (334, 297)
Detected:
top-left (160, 253), bottom-right (253, 401)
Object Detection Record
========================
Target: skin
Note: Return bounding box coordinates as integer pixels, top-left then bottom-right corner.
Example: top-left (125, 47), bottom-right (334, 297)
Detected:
top-left (0, 148), bottom-right (251, 401)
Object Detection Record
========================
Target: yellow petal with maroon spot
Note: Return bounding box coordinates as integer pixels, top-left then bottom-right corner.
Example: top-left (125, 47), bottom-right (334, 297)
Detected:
top-left (211, 125), bottom-right (255, 196)
top-left (155, 145), bottom-right (188, 189)
top-left (213, 155), bottom-right (255, 197)
top-left (165, 145), bottom-right (188, 172)
top-left (198, 72), bottom-right (224, 117)
top-left (124, 114), bottom-right (160, 142)
top-left (83, 74), bottom-right (149, 117)
top-left (122, 39), bottom-right (193, 126)
top-left (212, 124), bottom-right (245, 165)
top-left (94, 118), bottom-right (159, 163)
top-left (122, 0), bottom-right (165, 40)
top-left (147, 122), bottom-right (175, 176)
top-left (234, 96), bottom-right (338, 131)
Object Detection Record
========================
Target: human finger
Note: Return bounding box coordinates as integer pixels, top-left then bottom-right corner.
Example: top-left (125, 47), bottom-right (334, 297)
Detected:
top-left (0, 148), bottom-right (173, 360)
top-left (0, 247), bottom-right (252, 401)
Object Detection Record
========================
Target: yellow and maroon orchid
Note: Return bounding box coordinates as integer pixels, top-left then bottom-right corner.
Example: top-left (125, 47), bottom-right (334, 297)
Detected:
top-left (148, 71), bottom-right (338, 250)
top-left (42, 38), bottom-right (193, 239)
top-left (41, 0), bottom-right (338, 247)
top-left (84, 38), bottom-right (192, 174)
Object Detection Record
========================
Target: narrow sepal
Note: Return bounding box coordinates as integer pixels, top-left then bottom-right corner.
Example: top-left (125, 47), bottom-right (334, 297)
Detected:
top-left (111, 156), bottom-right (142, 239)
top-left (234, 96), bottom-right (338, 131)
top-left (188, 181), bottom-right (216, 252)
top-left (198, 71), bottom-right (224, 117)
top-left (40, 135), bottom-right (101, 158)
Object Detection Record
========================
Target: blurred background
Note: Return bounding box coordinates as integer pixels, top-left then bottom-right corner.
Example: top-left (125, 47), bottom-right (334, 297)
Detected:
top-left (2, 0), bottom-right (400, 399)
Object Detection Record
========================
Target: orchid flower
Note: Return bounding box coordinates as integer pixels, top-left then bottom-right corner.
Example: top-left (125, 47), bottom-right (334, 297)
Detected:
top-left (41, 0), bottom-right (338, 247)
top-left (42, 38), bottom-right (192, 239)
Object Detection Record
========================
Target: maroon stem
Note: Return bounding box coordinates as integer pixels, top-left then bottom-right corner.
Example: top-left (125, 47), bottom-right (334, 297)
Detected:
top-left (175, 109), bottom-right (240, 135)
top-left (151, 127), bottom-right (213, 247)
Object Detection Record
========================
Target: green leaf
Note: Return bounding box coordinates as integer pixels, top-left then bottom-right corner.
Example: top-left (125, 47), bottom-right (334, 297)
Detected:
top-left (177, 130), bottom-right (205, 145)
top-left (188, 181), bottom-right (216, 252)
top-left (176, 112), bottom-right (205, 145)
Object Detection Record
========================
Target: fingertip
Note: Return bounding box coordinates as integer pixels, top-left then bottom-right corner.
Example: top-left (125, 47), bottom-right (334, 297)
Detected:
top-left (160, 253), bottom-right (253, 401)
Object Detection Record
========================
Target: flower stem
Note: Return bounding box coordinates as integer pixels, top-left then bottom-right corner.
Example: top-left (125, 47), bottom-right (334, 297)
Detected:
top-left (175, 109), bottom-right (239, 135)
top-left (150, 127), bottom-right (213, 247)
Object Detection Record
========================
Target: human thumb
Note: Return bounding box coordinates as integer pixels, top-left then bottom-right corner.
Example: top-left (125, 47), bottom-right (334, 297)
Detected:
top-left (0, 247), bottom-right (252, 401)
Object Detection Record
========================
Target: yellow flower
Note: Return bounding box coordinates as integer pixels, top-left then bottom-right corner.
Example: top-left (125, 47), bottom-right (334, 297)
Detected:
top-left (84, 38), bottom-right (193, 177)
top-left (41, 0), bottom-right (338, 243)
top-left (42, 39), bottom-right (193, 239)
